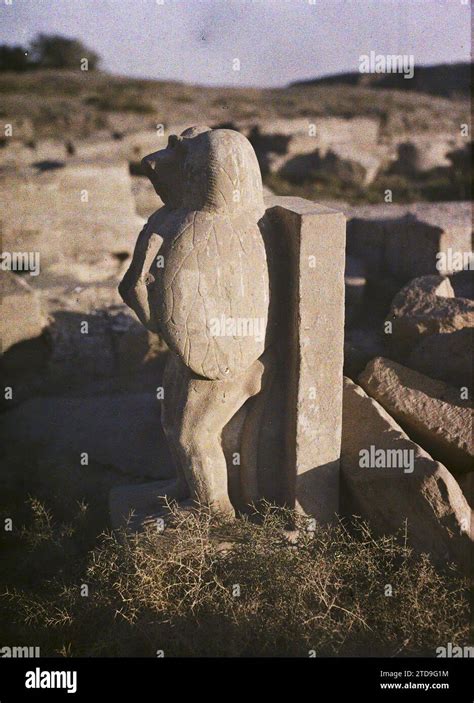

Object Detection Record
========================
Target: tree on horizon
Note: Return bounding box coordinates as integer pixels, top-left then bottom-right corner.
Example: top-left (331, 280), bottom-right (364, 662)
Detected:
top-left (0, 33), bottom-right (100, 71)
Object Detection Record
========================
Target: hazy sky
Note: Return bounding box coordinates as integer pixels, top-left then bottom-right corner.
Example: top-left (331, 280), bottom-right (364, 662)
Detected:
top-left (0, 0), bottom-right (471, 87)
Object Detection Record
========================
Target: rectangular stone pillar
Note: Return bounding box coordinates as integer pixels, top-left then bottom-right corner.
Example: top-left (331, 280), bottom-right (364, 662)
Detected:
top-left (266, 197), bottom-right (346, 522)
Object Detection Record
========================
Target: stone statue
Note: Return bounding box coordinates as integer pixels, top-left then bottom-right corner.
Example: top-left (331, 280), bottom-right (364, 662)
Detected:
top-left (118, 126), bottom-right (278, 518)
top-left (114, 125), bottom-right (346, 529)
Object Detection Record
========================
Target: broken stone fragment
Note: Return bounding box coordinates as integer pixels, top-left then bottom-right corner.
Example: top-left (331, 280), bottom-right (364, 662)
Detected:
top-left (279, 143), bottom-right (386, 187)
top-left (341, 377), bottom-right (472, 570)
top-left (386, 274), bottom-right (474, 357)
top-left (359, 357), bottom-right (473, 475)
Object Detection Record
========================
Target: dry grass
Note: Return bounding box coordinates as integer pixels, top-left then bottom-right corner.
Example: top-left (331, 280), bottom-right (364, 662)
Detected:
top-left (1, 490), bottom-right (470, 657)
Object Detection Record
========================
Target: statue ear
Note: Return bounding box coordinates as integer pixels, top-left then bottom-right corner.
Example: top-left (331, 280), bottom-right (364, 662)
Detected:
top-left (168, 134), bottom-right (188, 161)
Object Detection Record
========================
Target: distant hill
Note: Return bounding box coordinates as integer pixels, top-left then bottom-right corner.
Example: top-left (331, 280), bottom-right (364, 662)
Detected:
top-left (0, 68), bottom-right (469, 143)
top-left (291, 62), bottom-right (472, 99)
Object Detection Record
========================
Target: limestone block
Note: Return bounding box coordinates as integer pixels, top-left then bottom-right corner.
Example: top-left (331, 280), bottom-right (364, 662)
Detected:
top-left (407, 328), bottom-right (473, 389)
top-left (266, 196), bottom-right (346, 521)
top-left (322, 144), bottom-right (385, 185)
top-left (387, 275), bottom-right (474, 355)
top-left (0, 164), bottom-right (144, 272)
top-left (250, 117), bottom-right (380, 177)
top-left (341, 377), bottom-right (472, 568)
top-left (346, 201), bottom-right (472, 283)
top-left (248, 117), bottom-right (379, 145)
top-left (278, 144), bottom-right (386, 186)
top-left (359, 357), bottom-right (473, 474)
top-left (412, 135), bottom-right (460, 171)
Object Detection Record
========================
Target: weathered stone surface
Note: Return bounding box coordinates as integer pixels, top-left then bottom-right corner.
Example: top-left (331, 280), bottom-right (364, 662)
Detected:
top-left (43, 301), bottom-right (166, 388)
top-left (346, 201), bottom-right (472, 283)
top-left (1, 164), bottom-right (144, 272)
top-left (243, 117), bottom-right (381, 178)
top-left (48, 310), bottom-right (116, 383)
top-left (278, 143), bottom-right (386, 187)
top-left (359, 357), bottom-right (473, 474)
top-left (266, 196), bottom-right (346, 521)
top-left (247, 117), bottom-right (379, 145)
top-left (0, 272), bottom-right (47, 353)
top-left (330, 143), bottom-right (386, 185)
top-left (386, 275), bottom-right (474, 355)
top-left (341, 377), bottom-right (472, 568)
top-left (407, 328), bottom-right (473, 388)
top-left (136, 127), bottom-right (269, 381)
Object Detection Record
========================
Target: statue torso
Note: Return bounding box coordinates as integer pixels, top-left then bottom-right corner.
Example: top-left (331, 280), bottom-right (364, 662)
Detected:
top-left (145, 206), bottom-right (270, 380)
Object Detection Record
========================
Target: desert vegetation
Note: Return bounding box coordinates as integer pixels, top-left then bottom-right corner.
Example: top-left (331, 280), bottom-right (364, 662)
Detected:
top-left (0, 445), bottom-right (470, 658)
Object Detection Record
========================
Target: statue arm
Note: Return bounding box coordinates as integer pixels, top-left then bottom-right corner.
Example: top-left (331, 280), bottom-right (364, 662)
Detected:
top-left (119, 223), bottom-right (163, 332)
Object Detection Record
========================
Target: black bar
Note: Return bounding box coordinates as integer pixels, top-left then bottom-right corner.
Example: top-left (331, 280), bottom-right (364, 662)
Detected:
top-left (0, 657), bottom-right (471, 702)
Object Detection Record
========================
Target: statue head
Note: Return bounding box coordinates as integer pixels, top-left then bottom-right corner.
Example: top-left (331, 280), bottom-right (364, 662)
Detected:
top-left (141, 125), bottom-right (265, 219)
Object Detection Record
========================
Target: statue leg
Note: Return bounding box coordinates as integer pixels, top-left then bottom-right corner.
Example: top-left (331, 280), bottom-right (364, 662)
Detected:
top-left (110, 349), bottom-right (276, 528)
top-left (168, 352), bottom-right (269, 516)
top-left (161, 352), bottom-right (192, 501)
